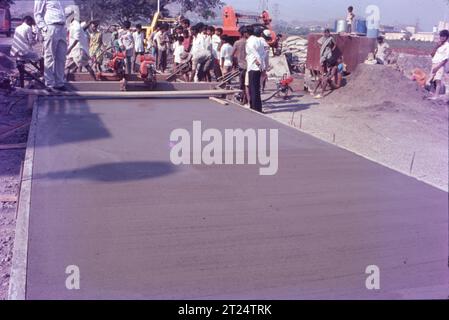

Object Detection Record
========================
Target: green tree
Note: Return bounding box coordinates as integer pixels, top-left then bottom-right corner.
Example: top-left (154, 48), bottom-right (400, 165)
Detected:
top-left (0, 0), bottom-right (14, 7)
top-left (74, 0), bottom-right (223, 24)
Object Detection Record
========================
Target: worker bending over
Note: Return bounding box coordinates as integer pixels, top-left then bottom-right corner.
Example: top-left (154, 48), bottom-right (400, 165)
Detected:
top-left (65, 6), bottom-right (96, 80)
top-left (10, 16), bottom-right (40, 62)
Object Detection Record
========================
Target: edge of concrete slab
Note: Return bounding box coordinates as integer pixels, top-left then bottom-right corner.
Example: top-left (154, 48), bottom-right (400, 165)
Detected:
top-left (225, 98), bottom-right (449, 193)
top-left (7, 100), bottom-right (38, 300)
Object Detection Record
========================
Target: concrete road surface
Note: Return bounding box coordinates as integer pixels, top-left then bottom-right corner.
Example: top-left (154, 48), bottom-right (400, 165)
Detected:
top-left (19, 97), bottom-right (448, 299)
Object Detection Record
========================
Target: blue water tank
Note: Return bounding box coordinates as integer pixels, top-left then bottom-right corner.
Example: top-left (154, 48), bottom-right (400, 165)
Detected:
top-left (354, 19), bottom-right (367, 35)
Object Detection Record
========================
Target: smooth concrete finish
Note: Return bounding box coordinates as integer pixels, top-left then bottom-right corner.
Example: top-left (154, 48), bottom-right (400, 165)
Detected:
top-left (25, 97), bottom-right (448, 299)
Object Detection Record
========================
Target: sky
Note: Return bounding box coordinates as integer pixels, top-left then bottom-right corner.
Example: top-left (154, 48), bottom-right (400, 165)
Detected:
top-left (225, 0), bottom-right (449, 31)
top-left (11, 0), bottom-right (449, 31)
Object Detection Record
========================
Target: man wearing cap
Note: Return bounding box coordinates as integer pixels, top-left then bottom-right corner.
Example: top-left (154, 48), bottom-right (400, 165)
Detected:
top-left (34, 0), bottom-right (68, 91)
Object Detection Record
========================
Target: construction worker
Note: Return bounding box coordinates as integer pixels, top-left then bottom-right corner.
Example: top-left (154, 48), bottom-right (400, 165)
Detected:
top-left (220, 35), bottom-right (233, 76)
top-left (232, 26), bottom-right (249, 105)
top-left (375, 36), bottom-right (391, 65)
top-left (346, 6), bottom-right (355, 34)
top-left (246, 25), bottom-right (266, 113)
top-left (133, 24), bottom-right (145, 73)
top-left (34, 0), bottom-right (68, 91)
top-left (89, 21), bottom-right (104, 73)
top-left (118, 21), bottom-right (134, 75)
top-left (10, 16), bottom-right (39, 61)
top-left (65, 7), bottom-right (96, 81)
top-left (260, 29), bottom-right (272, 93)
top-left (211, 27), bottom-right (223, 80)
top-left (428, 30), bottom-right (449, 100)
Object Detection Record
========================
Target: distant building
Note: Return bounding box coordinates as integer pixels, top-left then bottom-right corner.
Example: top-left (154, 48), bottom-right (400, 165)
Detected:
top-left (384, 32), bottom-right (407, 41)
top-left (309, 26), bottom-right (324, 32)
top-left (411, 32), bottom-right (436, 42)
top-left (437, 21), bottom-right (449, 32)
top-left (380, 25), bottom-right (397, 33)
top-left (405, 26), bottom-right (416, 34)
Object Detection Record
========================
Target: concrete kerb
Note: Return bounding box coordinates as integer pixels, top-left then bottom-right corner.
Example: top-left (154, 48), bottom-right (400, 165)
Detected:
top-left (7, 99), bottom-right (38, 300)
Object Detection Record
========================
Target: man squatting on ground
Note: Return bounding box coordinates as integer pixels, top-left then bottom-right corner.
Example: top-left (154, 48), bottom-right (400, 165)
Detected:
top-left (10, 16), bottom-right (40, 62)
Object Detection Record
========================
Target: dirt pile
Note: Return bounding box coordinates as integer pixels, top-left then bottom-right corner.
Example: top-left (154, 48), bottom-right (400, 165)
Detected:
top-left (329, 64), bottom-right (425, 104)
top-left (326, 64), bottom-right (448, 122)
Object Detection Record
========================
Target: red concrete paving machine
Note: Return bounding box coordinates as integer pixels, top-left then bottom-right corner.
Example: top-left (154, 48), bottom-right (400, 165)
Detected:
top-left (221, 6), bottom-right (277, 46)
top-left (96, 52), bottom-right (156, 84)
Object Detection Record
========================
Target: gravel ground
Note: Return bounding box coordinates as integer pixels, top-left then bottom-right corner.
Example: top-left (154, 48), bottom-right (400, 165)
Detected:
top-left (0, 94), bottom-right (31, 300)
top-left (263, 65), bottom-right (449, 191)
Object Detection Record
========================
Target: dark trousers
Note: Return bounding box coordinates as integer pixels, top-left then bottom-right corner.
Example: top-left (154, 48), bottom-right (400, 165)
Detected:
top-left (213, 59), bottom-right (222, 80)
top-left (158, 50), bottom-right (167, 72)
top-left (239, 68), bottom-right (247, 90)
top-left (239, 68), bottom-right (248, 104)
top-left (248, 70), bottom-right (262, 112)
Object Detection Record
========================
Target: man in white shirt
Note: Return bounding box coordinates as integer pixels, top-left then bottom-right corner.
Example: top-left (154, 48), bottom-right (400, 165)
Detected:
top-left (190, 24), bottom-right (211, 81)
top-left (211, 26), bottom-right (223, 80)
top-left (10, 16), bottom-right (39, 61)
top-left (154, 24), bottom-right (170, 73)
top-left (118, 20), bottom-right (134, 75)
top-left (346, 6), bottom-right (355, 34)
top-left (220, 35), bottom-right (233, 76)
top-left (260, 29), bottom-right (271, 92)
top-left (375, 36), bottom-right (391, 65)
top-left (246, 26), bottom-right (266, 113)
top-left (133, 24), bottom-right (145, 72)
top-left (65, 8), bottom-right (95, 80)
top-left (34, 0), bottom-right (68, 91)
top-left (173, 36), bottom-right (185, 66)
top-left (429, 30), bottom-right (449, 100)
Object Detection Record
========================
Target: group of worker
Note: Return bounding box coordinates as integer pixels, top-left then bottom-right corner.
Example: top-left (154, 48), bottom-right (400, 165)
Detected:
top-left (144, 19), bottom-right (273, 113)
top-left (11, 1), bottom-right (102, 91)
top-left (10, 0), bottom-right (274, 113)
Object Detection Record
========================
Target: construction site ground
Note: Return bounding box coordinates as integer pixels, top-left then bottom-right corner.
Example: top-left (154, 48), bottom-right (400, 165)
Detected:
top-left (264, 64), bottom-right (449, 192)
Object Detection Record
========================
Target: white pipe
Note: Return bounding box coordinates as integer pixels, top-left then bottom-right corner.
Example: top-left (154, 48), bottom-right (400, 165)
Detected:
top-left (12, 89), bottom-right (242, 99)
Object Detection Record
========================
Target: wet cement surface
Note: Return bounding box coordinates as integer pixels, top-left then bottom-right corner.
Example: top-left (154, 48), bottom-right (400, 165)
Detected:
top-left (25, 97), bottom-right (448, 299)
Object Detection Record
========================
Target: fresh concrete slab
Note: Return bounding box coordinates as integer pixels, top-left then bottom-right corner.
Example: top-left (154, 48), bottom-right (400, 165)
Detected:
top-left (18, 97), bottom-right (449, 299)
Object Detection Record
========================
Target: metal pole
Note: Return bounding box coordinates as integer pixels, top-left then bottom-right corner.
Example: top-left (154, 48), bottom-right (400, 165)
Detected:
top-left (157, 0), bottom-right (160, 12)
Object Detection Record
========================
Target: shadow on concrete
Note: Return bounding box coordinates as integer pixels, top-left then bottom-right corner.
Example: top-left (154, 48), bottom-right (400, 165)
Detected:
top-left (35, 98), bottom-right (112, 147)
top-left (36, 161), bottom-right (177, 182)
top-left (263, 102), bottom-right (319, 114)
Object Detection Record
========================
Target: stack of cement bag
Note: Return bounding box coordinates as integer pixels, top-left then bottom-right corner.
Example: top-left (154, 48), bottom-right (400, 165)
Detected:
top-left (282, 36), bottom-right (308, 65)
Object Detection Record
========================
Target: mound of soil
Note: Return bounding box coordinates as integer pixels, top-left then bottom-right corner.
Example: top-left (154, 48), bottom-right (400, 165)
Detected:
top-left (329, 64), bottom-right (426, 105)
top-left (326, 64), bottom-right (448, 123)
